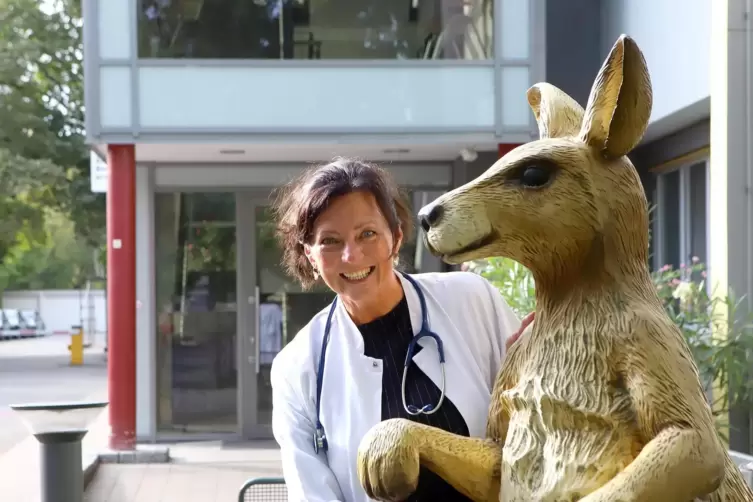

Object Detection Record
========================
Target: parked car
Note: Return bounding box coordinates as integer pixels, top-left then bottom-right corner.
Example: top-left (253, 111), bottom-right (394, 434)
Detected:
top-left (0, 308), bottom-right (45, 340)
top-left (19, 309), bottom-right (47, 337)
top-left (1, 309), bottom-right (23, 339)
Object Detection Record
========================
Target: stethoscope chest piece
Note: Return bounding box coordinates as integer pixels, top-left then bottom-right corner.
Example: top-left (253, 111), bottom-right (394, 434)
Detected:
top-left (313, 426), bottom-right (328, 453)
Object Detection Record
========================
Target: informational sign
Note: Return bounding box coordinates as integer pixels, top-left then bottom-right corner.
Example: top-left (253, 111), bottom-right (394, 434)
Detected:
top-left (90, 150), bottom-right (108, 193)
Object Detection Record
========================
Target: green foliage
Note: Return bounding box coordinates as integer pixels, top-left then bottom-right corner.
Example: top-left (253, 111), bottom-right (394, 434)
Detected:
top-left (1, 209), bottom-right (96, 290)
top-left (0, 148), bottom-right (63, 261)
top-left (652, 260), bottom-right (753, 431)
top-left (0, 0), bottom-right (104, 287)
top-left (468, 256), bottom-right (753, 438)
top-left (465, 258), bottom-right (536, 317)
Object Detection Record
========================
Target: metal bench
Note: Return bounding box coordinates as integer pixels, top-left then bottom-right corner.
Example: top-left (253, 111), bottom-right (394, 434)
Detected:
top-left (238, 476), bottom-right (288, 502)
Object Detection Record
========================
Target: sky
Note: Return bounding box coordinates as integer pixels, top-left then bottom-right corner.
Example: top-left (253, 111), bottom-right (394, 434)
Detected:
top-left (39, 0), bottom-right (60, 15)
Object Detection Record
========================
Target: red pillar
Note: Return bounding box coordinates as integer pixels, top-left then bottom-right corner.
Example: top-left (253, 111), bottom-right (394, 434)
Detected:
top-left (498, 143), bottom-right (521, 158)
top-left (106, 144), bottom-right (137, 450)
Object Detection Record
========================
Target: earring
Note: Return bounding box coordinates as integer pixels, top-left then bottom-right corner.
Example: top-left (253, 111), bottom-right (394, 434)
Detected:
top-left (312, 267), bottom-right (320, 280)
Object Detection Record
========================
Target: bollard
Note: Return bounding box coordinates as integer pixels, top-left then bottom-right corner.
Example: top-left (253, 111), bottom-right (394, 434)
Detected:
top-left (68, 325), bottom-right (83, 366)
top-left (9, 401), bottom-right (108, 502)
top-left (36, 430), bottom-right (87, 502)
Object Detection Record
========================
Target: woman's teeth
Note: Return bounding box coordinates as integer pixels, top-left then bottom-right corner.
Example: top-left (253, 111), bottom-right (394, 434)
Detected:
top-left (342, 267), bottom-right (373, 281)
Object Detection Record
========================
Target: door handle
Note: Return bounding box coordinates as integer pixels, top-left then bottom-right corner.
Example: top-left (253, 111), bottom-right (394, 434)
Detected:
top-left (255, 285), bottom-right (260, 375)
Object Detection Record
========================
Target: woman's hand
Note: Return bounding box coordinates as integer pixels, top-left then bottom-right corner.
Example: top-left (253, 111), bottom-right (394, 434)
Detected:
top-left (505, 311), bottom-right (534, 351)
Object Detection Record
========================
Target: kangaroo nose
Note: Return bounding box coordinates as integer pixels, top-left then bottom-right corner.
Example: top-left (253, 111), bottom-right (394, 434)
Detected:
top-left (418, 204), bottom-right (444, 233)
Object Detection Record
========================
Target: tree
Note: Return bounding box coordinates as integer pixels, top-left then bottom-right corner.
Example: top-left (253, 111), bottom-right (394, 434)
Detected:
top-left (1, 208), bottom-right (97, 291)
top-left (0, 0), bottom-right (105, 263)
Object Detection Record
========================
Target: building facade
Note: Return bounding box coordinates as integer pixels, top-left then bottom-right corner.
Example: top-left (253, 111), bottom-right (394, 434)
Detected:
top-left (83, 0), bottom-right (753, 451)
top-left (84, 0), bottom-right (544, 446)
top-left (546, 0), bottom-right (751, 453)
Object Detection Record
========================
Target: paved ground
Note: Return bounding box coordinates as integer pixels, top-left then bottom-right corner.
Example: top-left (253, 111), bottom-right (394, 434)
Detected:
top-left (0, 334), bottom-right (108, 454)
top-left (85, 440), bottom-right (283, 502)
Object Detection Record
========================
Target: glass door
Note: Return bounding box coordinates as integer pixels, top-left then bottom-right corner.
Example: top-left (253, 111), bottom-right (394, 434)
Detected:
top-left (256, 204), bottom-right (336, 425)
top-left (154, 192), bottom-right (238, 436)
top-left (237, 198), bottom-right (335, 438)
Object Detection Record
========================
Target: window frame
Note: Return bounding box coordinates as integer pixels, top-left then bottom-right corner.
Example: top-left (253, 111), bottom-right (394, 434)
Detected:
top-left (651, 156), bottom-right (711, 284)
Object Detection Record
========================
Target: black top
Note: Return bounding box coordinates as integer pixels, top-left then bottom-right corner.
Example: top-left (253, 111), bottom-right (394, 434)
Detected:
top-left (358, 294), bottom-right (472, 502)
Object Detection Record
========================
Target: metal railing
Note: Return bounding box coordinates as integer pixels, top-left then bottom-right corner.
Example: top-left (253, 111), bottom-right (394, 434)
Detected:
top-left (238, 477), bottom-right (287, 502)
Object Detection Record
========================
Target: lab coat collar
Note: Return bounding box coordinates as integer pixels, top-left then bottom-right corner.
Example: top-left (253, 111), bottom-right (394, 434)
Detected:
top-left (331, 272), bottom-right (486, 436)
top-left (331, 271), bottom-right (422, 354)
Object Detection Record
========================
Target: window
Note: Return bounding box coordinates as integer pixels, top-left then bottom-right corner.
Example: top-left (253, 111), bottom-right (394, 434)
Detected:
top-left (137, 0), bottom-right (495, 60)
top-left (650, 159), bottom-right (709, 274)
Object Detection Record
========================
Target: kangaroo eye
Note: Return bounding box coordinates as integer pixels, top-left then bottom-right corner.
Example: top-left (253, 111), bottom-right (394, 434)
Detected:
top-left (520, 166), bottom-right (551, 188)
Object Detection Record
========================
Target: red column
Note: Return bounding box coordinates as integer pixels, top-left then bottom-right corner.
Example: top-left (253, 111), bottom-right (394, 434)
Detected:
top-left (106, 144), bottom-right (137, 450)
top-left (498, 143), bottom-right (521, 158)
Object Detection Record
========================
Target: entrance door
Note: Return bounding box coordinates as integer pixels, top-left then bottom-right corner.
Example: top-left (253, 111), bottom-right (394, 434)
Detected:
top-left (154, 191), bottom-right (239, 437)
top-left (237, 197), bottom-right (335, 438)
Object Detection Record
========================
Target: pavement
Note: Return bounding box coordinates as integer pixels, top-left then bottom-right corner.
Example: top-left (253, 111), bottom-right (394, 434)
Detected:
top-left (85, 440), bottom-right (283, 502)
top-left (0, 333), bottom-right (284, 501)
top-left (0, 333), bottom-right (109, 501)
top-left (0, 333), bottom-right (108, 455)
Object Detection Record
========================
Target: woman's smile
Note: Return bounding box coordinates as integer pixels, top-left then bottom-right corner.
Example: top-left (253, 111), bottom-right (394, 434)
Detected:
top-left (340, 266), bottom-right (376, 283)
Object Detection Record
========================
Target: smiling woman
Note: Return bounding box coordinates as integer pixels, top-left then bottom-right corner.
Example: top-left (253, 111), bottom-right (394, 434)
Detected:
top-left (273, 158), bottom-right (413, 325)
top-left (268, 157), bottom-right (526, 502)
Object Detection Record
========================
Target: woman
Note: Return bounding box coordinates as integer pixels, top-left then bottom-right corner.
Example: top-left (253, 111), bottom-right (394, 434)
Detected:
top-left (270, 157), bottom-right (532, 502)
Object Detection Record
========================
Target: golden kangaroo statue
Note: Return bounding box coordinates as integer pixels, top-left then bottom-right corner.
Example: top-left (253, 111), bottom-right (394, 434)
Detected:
top-left (356, 35), bottom-right (753, 502)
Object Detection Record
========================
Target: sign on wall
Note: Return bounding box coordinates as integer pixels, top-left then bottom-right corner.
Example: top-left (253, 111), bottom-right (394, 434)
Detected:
top-left (90, 150), bottom-right (108, 193)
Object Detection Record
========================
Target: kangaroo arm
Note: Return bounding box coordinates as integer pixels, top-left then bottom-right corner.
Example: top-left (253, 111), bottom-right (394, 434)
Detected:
top-left (410, 422), bottom-right (502, 502)
top-left (581, 427), bottom-right (724, 501)
top-left (587, 318), bottom-right (727, 501)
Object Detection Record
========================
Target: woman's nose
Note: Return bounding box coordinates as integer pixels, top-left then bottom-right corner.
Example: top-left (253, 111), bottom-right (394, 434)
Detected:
top-left (341, 242), bottom-right (364, 263)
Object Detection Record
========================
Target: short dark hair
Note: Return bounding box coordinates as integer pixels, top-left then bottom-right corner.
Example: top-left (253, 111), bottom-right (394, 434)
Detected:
top-left (271, 157), bottom-right (414, 289)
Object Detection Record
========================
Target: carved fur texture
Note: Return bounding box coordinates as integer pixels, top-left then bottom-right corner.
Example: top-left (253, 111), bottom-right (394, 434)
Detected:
top-left (356, 35), bottom-right (753, 502)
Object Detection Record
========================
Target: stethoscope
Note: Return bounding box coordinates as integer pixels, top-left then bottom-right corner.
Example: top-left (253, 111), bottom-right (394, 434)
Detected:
top-left (313, 273), bottom-right (447, 454)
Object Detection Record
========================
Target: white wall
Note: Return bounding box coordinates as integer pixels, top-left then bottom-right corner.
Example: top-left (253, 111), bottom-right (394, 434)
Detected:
top-left (2, 289), bottom-right (107, 336)
top-left (601, 0), bottom-right (710, 124)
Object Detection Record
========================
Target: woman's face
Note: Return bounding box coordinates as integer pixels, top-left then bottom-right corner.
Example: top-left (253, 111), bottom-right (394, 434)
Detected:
top-left (305, 191), bottom-right (402, 304)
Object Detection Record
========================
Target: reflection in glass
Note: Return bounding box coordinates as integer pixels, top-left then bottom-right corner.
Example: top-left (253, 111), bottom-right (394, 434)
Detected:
top-left (155, 192), bottom-right (238, 434)
top-left (138, 0), bottom-right (494, 60)
top-left (254, 206), bottom-right (335, 426)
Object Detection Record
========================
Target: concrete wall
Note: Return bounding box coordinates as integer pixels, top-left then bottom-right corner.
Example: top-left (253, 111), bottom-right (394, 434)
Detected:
top-left (545, 0), bottom-right (603, 108)
top-left (2, 289), bottom-right (107, 337)
top-left (600, 0), bottom-right (710, 124)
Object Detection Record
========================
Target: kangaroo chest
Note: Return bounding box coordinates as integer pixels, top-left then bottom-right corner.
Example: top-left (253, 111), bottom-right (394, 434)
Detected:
top-left (496, 325), bottom-right (643, 501)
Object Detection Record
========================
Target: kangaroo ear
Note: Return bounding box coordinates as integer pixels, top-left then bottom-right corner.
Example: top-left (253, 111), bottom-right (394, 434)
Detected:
top-left (527, 83), bottom-right (585, 139)
top-left (579, 34), bottom-right (653, 159)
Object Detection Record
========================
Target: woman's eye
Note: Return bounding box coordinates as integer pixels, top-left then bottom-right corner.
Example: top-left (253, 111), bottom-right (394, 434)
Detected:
top-left (321, 237), bottom-right (339, 246)
top-left (362, 230), bottom-right (376, 238)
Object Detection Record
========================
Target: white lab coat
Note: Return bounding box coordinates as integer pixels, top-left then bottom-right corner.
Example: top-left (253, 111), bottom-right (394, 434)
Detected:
top-left (270, 271), bottom-right (521, 502)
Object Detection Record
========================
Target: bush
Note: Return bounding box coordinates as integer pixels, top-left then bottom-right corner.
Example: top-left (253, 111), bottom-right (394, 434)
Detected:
top-left (466, 256), bottom-right (753, 438)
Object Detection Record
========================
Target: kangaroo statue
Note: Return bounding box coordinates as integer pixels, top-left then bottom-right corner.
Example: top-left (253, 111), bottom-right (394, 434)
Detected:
top-left (356, 35), bottom-right (753, 502)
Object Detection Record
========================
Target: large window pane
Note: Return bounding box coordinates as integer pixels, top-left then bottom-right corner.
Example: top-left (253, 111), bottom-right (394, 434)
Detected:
top-left (155, 192), bottom-right (238, 434)
top-left (138, 0), bottom-right (494, 60)
top-left (660, 170), bottom-right (680, 268)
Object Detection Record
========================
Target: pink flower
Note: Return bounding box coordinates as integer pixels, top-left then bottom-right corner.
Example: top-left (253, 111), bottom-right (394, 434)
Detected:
top-left (671, 278), bottom-right (681, 286)
top-left (701, 271), bottom-right (707, 278)
top-left (692, 256), bottom-right (700, 263)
